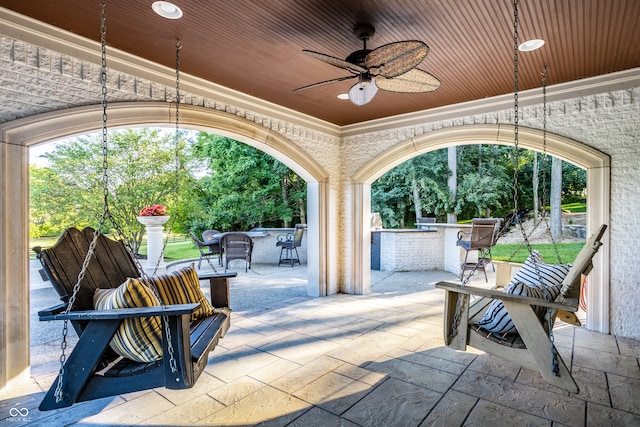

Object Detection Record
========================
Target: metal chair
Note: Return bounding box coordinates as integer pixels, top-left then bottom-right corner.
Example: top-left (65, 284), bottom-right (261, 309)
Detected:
top-left (189, 231), bottom-right (221, 269)
top-left (456, 218), bottom-right (501, 282)
top-left (276, 224), bottom-right (305, 267)
top-left (202, 229), bottom-right (222, 266)
top-left (221, 232), bottom-right (253, 272)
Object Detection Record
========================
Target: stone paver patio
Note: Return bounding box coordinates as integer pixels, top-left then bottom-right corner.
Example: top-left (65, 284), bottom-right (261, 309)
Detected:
top-left (2, 262), bottom-right (639, 426)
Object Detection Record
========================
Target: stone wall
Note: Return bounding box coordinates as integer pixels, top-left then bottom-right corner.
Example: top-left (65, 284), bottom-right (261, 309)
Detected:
top-left (2, 32), bottom-right (640, 339)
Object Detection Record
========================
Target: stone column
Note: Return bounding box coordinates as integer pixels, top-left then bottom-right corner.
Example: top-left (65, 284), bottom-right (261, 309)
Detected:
top-left (137, 216), bottom-right (170, 275)
top-left (0, 138), bottom-right (30, 392)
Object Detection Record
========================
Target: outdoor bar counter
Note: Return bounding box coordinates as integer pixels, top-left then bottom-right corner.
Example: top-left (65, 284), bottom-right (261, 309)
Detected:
top-left (371, 223), bottom-right (473, 274)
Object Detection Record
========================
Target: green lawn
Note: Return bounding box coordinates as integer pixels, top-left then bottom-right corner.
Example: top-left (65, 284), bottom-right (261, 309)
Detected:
top-left (492, 242), bottom-right (584, 264)
top-left (138, 239), bottom-right (200, 261)
top-left (561, 202), bottom-right (587, 213)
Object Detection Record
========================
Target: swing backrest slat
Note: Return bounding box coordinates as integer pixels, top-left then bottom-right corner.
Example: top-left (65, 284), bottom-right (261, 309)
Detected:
top-left (36, 227), bottom-right (140, 312)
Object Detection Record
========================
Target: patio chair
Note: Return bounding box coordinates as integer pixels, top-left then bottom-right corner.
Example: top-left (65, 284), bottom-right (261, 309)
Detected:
top-left (221, 232), bottom-right (253, 272)
top-left (190, 231), bottom-right (221, 269)
top-left (202, 229), bottom-right (223, 266)
top-left (276, 224), bottom-right (305, 267)
top-left (456, 218), bottom-right (501, 282)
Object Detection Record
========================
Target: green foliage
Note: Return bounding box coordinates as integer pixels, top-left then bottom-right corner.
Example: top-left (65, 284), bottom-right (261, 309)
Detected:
top-left (32, 129), bottom-right (187, 253)
top-left (30, 129), bottom-right (306, 248)
top-left (372, 144), bottom-right (587, 228)
top-left (372, 149), bottom-right (450, 227)
top-left (185, 133), bottom-right (306, 231)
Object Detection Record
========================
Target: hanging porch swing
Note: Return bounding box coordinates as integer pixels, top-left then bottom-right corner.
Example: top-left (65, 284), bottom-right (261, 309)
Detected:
top-left (435, 0), bottom-right (607, 394)
top-left (35, 0), bottom-right (236, 411)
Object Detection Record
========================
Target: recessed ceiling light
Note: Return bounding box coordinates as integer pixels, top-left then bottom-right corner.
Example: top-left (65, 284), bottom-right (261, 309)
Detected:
top-left (152, 1), bottom-right (183, 19)
top-left (518, 39), bottom-right (545, 52)
top-left (337, 93), bottom-right (350, 100)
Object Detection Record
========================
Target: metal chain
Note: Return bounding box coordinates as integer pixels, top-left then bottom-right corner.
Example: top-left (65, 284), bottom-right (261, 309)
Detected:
top-left (152, 40), bottom-right (182, 276)
top-left (539, 66), bottom-right (562, 264)
top-left (54, 0), bottom-right (111, 403)
top-left (541, 66), bottom-right (548, 215)
top-left (512, 0), bottom-right (520, 216)
top-left (512, 0), bottom-right (558, 376)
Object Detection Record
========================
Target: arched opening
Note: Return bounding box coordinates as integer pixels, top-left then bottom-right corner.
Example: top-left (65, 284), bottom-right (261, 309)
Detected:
top-left (15, 102), bottom-right (330, 297)
top-left (0, 102), bottom-right (330, 388)
top-left (352, 124), bottom-right (610, 333)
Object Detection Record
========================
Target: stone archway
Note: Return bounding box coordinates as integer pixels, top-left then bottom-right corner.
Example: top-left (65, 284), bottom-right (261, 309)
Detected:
top-left (351, 124), bottom-right (610, 333)
top-left (0, 102), bottom-right (330, 390)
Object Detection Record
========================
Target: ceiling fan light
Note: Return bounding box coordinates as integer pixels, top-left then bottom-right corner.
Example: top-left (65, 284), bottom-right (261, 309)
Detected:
top-left (349, 77), bottom-right (378, 105)
top-left (152, 1), bottom-right (183, 19)
top-left (337, 93), bottom-right (350, 100)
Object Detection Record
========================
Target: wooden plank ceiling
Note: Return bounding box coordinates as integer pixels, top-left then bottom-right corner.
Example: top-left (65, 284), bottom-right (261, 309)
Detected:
top-left (1, 0), bottom-right (638, 126)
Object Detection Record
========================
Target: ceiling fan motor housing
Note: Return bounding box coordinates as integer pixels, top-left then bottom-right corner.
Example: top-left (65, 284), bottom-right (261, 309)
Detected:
top-left (345, 49), bottom-right (371, 67)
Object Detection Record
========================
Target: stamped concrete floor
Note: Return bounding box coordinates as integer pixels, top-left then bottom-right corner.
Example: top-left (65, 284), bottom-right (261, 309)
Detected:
top-left (2, 263), bottom-right (640, 426)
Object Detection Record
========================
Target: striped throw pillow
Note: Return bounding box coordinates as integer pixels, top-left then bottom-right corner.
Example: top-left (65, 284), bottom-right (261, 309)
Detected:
top-left (474, 251), bottom-right (571, 335)
top-left (93, 280), bottom-right (163, 363)
top-left (143, 265), bottom-right (214, 321)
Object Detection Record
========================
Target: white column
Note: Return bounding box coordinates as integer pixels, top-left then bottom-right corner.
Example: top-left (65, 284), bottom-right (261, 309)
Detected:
top-left (137, 216), bottom-right (169, 275)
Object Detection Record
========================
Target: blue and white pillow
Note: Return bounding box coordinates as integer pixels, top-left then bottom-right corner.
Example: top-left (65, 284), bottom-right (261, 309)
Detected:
top-left (474, 251), bottom-right (572, 335)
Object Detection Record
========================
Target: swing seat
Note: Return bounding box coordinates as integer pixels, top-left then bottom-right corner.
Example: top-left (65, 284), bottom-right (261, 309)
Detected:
top-left (34, 227), bottom-right (237, 410)
top-left (435, 224), bottom-right (606, 393)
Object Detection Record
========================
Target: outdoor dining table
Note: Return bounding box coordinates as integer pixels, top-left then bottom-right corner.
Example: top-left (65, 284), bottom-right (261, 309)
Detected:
top-left (205, 230), bottom-right (268, 244)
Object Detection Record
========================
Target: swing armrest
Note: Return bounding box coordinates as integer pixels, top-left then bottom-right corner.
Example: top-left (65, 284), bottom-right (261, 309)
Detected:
top-left (38, 303), bottom-right (200, 322)
top-left (435, 281), bottom-right (578, 312)
top-left (197, 271), bottom-right (237, 309)
top-left (197, 271), bottom-right (237, 281)
top-left (38, 303), bottom-right (69, 317)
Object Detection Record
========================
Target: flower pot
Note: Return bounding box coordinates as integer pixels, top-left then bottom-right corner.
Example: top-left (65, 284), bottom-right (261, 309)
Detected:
top-left (137, 215), bottom-right (170, 227)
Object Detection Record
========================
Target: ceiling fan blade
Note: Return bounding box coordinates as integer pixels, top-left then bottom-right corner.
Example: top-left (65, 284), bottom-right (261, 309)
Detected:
top-left (302, 50), bottom-right (367, 74)
top-left (376, 69), bottom-right (441, 93)
top-left (366, 41), bottom-right (429, 78)
top-left (292, 75), bottom-right (357, 92)
top-left (348, 77), bottom-right (378, 106)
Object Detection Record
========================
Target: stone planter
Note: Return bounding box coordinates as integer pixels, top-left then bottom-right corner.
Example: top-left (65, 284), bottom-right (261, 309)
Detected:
top-left (137, 215), bottom-right (170, 274)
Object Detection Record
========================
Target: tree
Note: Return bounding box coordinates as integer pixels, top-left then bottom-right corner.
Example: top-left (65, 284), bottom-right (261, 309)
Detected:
top-left (455, 145), bottom-right (514, 219)
top-left (447, 146), bottom-right (457, 223)
top-left (37, 128), bottom-right (187, 253)
top-left (187, 133), bottom-right (306, 231)
top-left (372, 149), bottom-right (450, 228)
top-left (550, 156), bottom-right (563, 240)
top-left (29, 164), bottom-right (82, 238)
top-left (532, 152), bottom-right (540, 224)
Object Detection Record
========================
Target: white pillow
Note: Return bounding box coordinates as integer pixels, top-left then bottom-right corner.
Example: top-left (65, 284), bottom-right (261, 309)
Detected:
top-left (474, 251), bottom-right (571, 335)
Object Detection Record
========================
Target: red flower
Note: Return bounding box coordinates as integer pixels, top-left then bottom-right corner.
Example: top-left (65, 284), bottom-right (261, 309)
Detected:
top-left (138, 204), bottom-right (168, 216)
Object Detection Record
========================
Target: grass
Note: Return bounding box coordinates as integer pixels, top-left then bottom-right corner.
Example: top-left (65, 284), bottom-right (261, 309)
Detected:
top-left (492, 242), bottom-right (585, 264)
top-left (139, 239), bottom-right (199, 261)
top-left (561, 202), bottom-right (587, 213)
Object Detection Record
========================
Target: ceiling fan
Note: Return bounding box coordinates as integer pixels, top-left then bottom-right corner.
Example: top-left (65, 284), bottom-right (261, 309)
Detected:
top-left (293, 23), bottom-right (441, 106)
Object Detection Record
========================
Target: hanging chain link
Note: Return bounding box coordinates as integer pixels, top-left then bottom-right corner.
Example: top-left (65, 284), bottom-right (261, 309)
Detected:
top-left (512, 0), bottom-right (520, 216)
top-left (513, 0), bottom-right (558, 376)
top-left (151, 40), bottom-right (183, 276)
top-left (54, 0), bottom-right (111, 403)
top-left (453, 4), bottom-right (561, 376)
